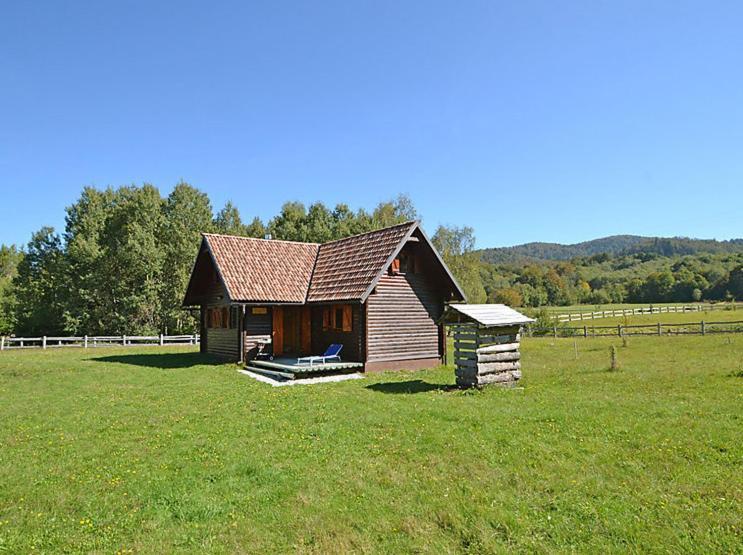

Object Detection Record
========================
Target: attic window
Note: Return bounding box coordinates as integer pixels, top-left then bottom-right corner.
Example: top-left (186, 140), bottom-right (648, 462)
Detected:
top-left (391, 251), bottom-right (415, 274)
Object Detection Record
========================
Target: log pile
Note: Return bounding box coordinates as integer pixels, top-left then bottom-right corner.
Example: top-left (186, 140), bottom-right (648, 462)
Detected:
top-left (452, 323), bottom-right (522, 387)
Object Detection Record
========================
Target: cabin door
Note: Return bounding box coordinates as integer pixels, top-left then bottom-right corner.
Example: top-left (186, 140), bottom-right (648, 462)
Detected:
top-left (283, 307), bottom-right (301, 354)
top-left (272, 306), bottom-right (311, 357)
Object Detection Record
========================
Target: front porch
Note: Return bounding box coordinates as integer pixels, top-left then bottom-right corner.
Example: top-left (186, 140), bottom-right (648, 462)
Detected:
top-left (245, 356), bottom-right (364, 380)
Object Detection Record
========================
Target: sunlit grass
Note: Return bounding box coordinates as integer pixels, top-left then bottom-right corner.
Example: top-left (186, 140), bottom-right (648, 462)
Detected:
top-left (0, 338), bottom-right (741, 553)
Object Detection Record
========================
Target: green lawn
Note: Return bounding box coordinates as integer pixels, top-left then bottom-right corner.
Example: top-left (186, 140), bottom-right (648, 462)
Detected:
top-left (1, 339), bottom-right (741, 553)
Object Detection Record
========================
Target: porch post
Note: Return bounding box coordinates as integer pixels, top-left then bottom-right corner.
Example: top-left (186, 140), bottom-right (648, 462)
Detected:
top-left (239, 305), bottom-right (246, 364)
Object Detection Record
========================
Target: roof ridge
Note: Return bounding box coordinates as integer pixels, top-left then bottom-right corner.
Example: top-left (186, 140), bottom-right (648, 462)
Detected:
top-left (317, 220), bottom-right (418, 247)
top-left (202, 232), bottom-right (320, 246)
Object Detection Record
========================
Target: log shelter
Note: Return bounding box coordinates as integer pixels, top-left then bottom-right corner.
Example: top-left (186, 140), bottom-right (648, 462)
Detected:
top-left (442, 304), bottom-right (534, 387)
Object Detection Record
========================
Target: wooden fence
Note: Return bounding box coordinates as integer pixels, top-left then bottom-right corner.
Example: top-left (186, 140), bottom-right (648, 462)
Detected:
top-left (552, 303), bottom-right (741, 323)
top-left (528, 320), bottom-right (743, 338)
top-left (0, 334), bottom-right (200, 351)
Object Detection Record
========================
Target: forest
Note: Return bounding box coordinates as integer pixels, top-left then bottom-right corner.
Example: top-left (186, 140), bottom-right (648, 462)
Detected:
top-left (0, 183), bottom-right (741, 335)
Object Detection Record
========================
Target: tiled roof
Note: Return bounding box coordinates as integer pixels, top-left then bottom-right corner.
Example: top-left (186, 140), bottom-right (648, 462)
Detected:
top-left (203, 234), bottom-right (319, 303)
top-left (200, 221), bottom-right (418, 304)
top-left (306, 221), bottom-right (416, 302)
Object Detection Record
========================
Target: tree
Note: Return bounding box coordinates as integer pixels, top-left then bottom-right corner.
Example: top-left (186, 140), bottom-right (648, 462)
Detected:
top-left (13, 228), bottom-right (66, 335)
top-left (268, 202), bottom-right (308, 241)
top-left (371, 194), bottom-right (419, 228)
top-left (0, 245), bottom-right (22, 334)
top-left (213, 201), bottom-right (245, 236)
top-left (305, 203), bottom-right (336, 243)
top-left (161, 183), bottom-right (214, 333)
top-left (493, 287), bottom-right (523, 307)
top-left (244, 217), bottom-right (266, 238)
top-left (63, 186), bottom-right (115, 334)
top-left (432, 225), bottom-right (486, 303)
top-left (97, 184), bottom-right (165, 334)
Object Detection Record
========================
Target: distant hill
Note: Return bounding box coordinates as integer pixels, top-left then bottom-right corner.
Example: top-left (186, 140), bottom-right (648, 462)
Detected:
top-left (478, 235), bottom-right (743, 264)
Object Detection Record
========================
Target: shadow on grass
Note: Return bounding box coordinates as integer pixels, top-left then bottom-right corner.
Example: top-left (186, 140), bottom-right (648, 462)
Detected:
top-left (365, 379), bottom-right (459, 394)
top-left (92, 352), bottom-right (223, 369)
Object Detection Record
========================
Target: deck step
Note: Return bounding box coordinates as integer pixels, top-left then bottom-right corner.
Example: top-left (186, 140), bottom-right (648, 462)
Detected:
top-left (248, 357), bottom-right (364, 374)
top-left (244, 365), bottom-right (295, 380)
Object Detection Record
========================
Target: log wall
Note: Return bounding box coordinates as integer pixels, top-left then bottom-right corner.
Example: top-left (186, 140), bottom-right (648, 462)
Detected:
top-left (366, 273), bottom-right (444, 365)
top-left (452, 324), bottom-right (522, 387)
top-left (205, 327), bottom-right (239, 359)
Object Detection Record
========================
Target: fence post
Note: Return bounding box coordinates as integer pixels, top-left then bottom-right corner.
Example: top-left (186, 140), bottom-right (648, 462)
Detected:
top-left (584, 325), bottom-right (588, 338)
top-left (657, 322), bottom-right (661, 336)
top-left (618, 325), bottom-right (622, 337)
top-left (42, 336), bottom-right (47, 349)
top-left (701, 321), bottom-right (705, 335)
top-left (84, 335), bottom-right (88, 349)
top-left (159, 333), bottom-right (164, 346)
top-left (553, 325), bottom-right (557, 338)
top-left (123, 335), bottom-right (127, 346)
top-left (0, 336), bottom-right (4, 351)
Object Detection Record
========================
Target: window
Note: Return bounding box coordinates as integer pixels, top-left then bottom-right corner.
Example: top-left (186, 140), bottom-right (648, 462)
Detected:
top-left (391, 251), bottom-right (415, 275)
top-left (322, 305), bottom-right (352, 332)
top-left (206, 306), bottom-right (233, 329)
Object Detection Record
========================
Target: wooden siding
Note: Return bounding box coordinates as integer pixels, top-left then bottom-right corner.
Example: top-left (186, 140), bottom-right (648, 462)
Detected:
top-left (196, 253), bottom-right (238, 358)
top-left (311, 304), bottom-right (364, 361)
top-left (205, 327), bottom-right (239, 359)
top-left (366, 273), bottom-right (444, 364)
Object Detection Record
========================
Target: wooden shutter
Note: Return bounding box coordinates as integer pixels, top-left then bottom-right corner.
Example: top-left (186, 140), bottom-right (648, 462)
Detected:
top-left (322, 308), bottom-right (331, 331)
top-left (272, 306), bottom-right (283, 356)
top-left (342, 305), bottom-right (352, 332)
top-left (222, 307), bottom-right (229, 329)
top-left (391, 258), bottom-right (400, 274)
top-left (300, 307), bottom-right (312, 354)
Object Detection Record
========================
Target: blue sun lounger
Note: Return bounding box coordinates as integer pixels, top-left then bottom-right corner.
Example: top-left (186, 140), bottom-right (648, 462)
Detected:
top-left (297, 344), bottom-right (343, 367)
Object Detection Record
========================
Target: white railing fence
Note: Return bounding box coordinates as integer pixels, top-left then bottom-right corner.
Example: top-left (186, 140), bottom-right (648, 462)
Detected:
top-left (552, 303), bottom-right (741, 323)
top-left (0, 334), bottom-right (200, 351)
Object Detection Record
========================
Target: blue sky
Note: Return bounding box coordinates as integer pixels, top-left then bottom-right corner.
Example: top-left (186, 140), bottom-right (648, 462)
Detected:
top-left (1, 1), bottom-right (741, 249)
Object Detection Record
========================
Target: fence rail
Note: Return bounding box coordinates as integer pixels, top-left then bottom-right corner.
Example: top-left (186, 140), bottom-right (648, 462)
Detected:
top-left (528, 320), bottom-right (743, 338)
top-left (0, 334), bottom-right (200, 351)
top-left (552, 303), bottom-right (741, 323)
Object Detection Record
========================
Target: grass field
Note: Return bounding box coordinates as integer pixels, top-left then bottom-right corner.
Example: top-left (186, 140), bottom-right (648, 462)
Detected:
top-left (1, 339), bottom-right (741, 553)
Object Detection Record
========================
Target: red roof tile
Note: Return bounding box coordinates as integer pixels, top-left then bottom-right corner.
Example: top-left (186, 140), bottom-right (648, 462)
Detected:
top-left (203, 234), bottom-right (319, 303)
top-left (306, 221), bottom-right (416, 302)
top-left (199, 221), bottom-right (418, 304)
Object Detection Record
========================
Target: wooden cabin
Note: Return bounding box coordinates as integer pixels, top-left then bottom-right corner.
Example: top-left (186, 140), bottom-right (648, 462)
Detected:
top-left (183, 221), bottom-right (466, 373)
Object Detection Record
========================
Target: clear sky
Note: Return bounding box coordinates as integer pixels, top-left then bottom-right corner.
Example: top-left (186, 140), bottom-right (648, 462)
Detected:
top-left (1, 1), bottom-right (741, 249)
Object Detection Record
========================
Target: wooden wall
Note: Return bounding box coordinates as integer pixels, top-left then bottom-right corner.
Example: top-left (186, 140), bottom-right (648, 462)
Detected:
top-left (205, 327), bottom-right (239, 359)
top-left (310, 304), bottom-right (364, 361)
top-left (366, 272), bottom-right (444, 365)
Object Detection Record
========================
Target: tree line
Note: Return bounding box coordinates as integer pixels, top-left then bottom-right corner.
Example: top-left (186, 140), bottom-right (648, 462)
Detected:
top-left (2, 183), bottom-right (739, 336)
top-left (481, 252), bottom-right (742, 308)
top-left (0, 184), bottom-right (433, 336)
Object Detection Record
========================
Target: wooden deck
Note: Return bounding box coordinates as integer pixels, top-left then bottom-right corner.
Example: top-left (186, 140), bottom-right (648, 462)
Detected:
top-left (245, 357), bottom-right (364, 380)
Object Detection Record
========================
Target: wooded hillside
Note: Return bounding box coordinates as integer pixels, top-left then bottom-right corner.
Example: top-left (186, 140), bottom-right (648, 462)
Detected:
top-left (480, 235), bottom-right (743, 264)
